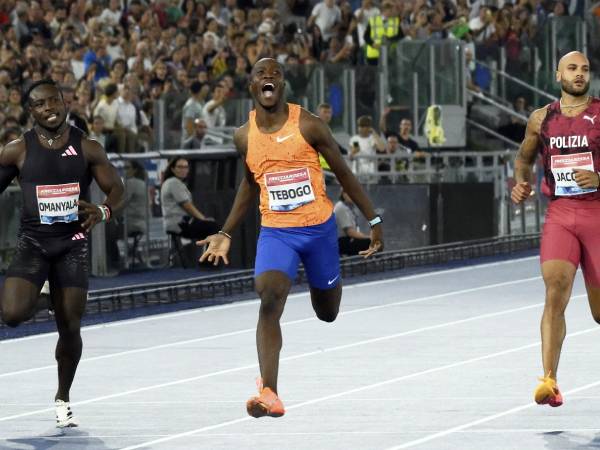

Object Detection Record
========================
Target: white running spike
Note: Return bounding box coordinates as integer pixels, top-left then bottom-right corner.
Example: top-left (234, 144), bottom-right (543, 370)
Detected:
top-left (55, 400), bottom-right (78, 428)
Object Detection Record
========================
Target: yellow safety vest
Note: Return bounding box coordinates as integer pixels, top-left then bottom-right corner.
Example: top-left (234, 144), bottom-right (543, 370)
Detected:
top-left (366, 15), bottom-right (400, 60)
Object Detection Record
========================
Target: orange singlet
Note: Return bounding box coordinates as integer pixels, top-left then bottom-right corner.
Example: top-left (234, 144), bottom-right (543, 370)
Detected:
top-left (246, 103), bottom-right (333, 228)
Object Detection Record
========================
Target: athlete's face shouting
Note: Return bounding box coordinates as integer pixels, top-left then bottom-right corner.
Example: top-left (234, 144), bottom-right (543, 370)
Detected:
top-left (249, 58), bottom-right (285, 109)
top-left (28, 84), bottom-right (67, 132)
top-left (556, 52), bottom-right (591, 97)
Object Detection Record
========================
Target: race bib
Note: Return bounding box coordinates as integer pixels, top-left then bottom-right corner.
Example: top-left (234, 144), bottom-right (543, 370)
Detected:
top-left (551, 152), bottom-right (597, 196)
top-left (265, 168), bottom-right (316, 211)
top-left (36, 183), bottom-right (81, 224)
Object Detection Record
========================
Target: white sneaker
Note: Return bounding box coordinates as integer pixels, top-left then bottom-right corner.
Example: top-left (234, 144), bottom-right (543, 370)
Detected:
top-left (55, 400), bottom-right (78, 428)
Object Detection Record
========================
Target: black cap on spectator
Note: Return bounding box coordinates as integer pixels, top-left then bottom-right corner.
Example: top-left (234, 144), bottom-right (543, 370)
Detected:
top-left (104, 83), bottom-right (118, 97)
top-left (190, 81), bottom-right (203, 94)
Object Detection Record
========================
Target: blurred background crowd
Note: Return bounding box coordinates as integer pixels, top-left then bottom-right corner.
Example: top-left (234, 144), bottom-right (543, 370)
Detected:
top-left (0, 0), bottom-right (596, 150)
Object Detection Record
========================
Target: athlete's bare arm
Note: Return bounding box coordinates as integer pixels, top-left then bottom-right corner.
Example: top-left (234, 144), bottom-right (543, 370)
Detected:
top-left (300, 109), bottom-right (384, 255)
top-left (512, 107), bottom-right (546, 204)
top-left (219, 122), bottom-right (260, 234)
top-left (0, 164), bottom-right (17, 194)
top-left (0, 138), bottom-right (26, 169)
top-left (198, 122), bottom-right (260, 265)
top-left (79, 138), bottom-right (125, 231)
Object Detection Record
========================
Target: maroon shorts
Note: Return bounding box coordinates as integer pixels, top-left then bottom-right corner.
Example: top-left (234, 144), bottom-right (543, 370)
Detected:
top-left (540, 198), bottom-right (600, 287)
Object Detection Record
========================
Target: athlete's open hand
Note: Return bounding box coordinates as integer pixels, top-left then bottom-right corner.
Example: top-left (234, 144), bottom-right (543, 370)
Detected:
top-left (511, 181), bottom-right (533, 204)
top-left (359, 226), bottom-right (384, 258)
top-left (573, 169), bottom-right (600, 189)
top-left (198, 233), bottom-right (231, 266)
top-left (78, 199), bottom-right (102, 231)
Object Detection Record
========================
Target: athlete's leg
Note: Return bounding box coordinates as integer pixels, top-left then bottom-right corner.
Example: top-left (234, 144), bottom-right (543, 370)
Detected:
top-left (578, 205), bottom-right (600, 324)
top-left (0, 278), bottom-right (42, 327)
top-left (254, 271), bottom-right (292, 394)
top-left (48, 237), bottom-right (90, 403)
top-left (586, 285), bottom-right (600, 324)
top-left (51, 286), bottom-right (87, 402)
top-left (310, 284), bottom-right (342, 323)
top-left (1, 234), bottom-right (48, 326)
top-left (541, 260), bottom-right (577, 379)
top-left (303, 215), bottom-right (342, 323)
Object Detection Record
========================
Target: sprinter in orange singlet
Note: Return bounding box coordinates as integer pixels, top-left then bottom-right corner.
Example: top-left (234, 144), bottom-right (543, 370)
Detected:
top-left (198, 58), bottom-right (384, 418)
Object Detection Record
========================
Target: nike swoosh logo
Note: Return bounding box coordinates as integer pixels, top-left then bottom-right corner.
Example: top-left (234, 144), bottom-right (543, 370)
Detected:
top-left (327, 275), bottom-right (340, 285)
top-left (276, 134), bottom-right (294, 143)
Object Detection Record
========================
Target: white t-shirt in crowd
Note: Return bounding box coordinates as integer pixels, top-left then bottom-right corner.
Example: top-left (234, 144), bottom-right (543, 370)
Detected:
top-left (99, 8), bottom-right (122, 27)
top-left (311, 2), bottom-right (341, 42)
top-left (349, 133), bottom-right (378, 174)
top-left (117, 97), bottom-right (137, 133)
top-left (202, 100), bottom-right (226, 128)
top-left (94, 98), bottom-right (119, 130)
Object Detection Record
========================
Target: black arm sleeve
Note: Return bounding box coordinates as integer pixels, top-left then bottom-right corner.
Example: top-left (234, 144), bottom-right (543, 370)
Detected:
top-left (0, 164), bottom-right (18, 194)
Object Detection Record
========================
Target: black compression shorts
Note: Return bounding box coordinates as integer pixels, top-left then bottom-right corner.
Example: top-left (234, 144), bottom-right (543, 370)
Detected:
top-left (6, 231), bottom-right (89, 290)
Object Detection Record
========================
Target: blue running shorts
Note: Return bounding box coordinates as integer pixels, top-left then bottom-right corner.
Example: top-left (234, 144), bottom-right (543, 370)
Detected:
top-left (254, 214), bottom-right (341, 290)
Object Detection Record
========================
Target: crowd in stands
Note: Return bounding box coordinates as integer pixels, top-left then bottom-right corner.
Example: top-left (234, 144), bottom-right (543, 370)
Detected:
top-left (0, 0), bottom-right (590, 151)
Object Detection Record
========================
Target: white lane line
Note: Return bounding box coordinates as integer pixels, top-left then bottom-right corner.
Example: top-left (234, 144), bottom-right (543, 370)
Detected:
top-left (3, 428), bottom-right (600, 442)
top-left (1, 255), bottom-right (540, 344)
top-left (0, 292), bottom-right (556, 424)
top-left (0, 276), bottom-right (544, 378)
top-left (384, 378), bottom-right (600, 449)
top-left (119, 325), bottom-right (600, 450)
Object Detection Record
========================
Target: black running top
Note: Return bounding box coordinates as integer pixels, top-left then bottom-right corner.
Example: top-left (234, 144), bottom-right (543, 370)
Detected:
top-left (19, 126), bottom-right (92, 234)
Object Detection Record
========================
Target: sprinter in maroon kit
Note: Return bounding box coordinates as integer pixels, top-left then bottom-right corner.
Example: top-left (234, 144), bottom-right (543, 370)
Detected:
top-left (512, 51), bottom-right (600, 407)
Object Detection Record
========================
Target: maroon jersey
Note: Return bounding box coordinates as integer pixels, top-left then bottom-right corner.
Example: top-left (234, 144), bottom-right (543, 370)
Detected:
top-left (539, 97), bottom-right (600, 201)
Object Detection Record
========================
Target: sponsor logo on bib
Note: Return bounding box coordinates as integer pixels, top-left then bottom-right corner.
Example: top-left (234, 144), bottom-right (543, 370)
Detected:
top-left (36, 182), bottom-right (81, 224)
top-left (265, 168), bottom-right (316, 211)
top-left (550, 152), bottom-right (597, 196)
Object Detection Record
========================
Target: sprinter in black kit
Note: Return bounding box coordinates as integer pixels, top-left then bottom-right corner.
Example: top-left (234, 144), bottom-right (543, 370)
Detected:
top-left (0, 80), bottom-right (124, 427)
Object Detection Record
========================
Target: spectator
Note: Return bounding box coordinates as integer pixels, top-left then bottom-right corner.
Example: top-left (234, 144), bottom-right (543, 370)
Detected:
top-left (322, 35), bottom-right (354, 63)
top-left (61, 85), bottom-right (89, 134)
top-left (499, 95), bottom-right (530, 142)
top-left (93, 82), bottom-right (119, 152)
top-left (390, 117), bottom-right (421, 154)
top-left (89, 115), bottom-right (106, 147)
top-left (83, 34), bottom-right (112, 82)
top-left (349, 115), bottom-right (386, 175)
top-left (116, 85), bottom-right (138, 153)
top-left (123, 160), bottom-right (147, 235)
top-left (128, 41), bottom-right (153, 72)
top-left (181, 80), bottom-right (210, 145)
top-left (1, 127), bottom-right (20, 146)
top-left (182, 118), bottom-right (209, 150)
top-left (98, 0), bottom-right (122, 29)
top-left (334, 190), bottom-right (371, 256)
top-left (202, 81), bottom-right (227, 128)
top-left (364, 1), bottom-right (403, 65)
top-left (354, 0), bottom-right (381, 52)
top-left (307, 0), bottom-right (342, 43)
top-left (160, 157), bottom-right (219, 240)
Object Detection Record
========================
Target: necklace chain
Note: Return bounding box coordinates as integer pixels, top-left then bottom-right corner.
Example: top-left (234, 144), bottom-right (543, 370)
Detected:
top-left (37, 128), bottom-right (65, 147)
top-left (560, 96), bottom-right (590, 109)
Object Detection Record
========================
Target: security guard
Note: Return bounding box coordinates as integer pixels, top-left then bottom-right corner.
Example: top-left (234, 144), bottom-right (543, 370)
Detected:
top-left (363, 0), bottom-right (404, 65)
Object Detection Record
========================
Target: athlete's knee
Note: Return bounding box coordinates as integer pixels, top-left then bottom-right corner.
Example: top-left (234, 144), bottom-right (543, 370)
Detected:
top-left (544, 272), bottom-right (573, 298)
top-left (1, 308), bottom-right (27, 328)
top-left (56, 319), bottom-right (82, 337)
top-left (257, 286), bottom-right (287, 319)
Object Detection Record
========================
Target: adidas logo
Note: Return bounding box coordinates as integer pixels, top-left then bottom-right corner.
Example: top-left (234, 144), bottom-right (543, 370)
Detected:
top-left (61, 146), bottom-right (78, 157)
top-left (72, 233), bottom-right (85, 241)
